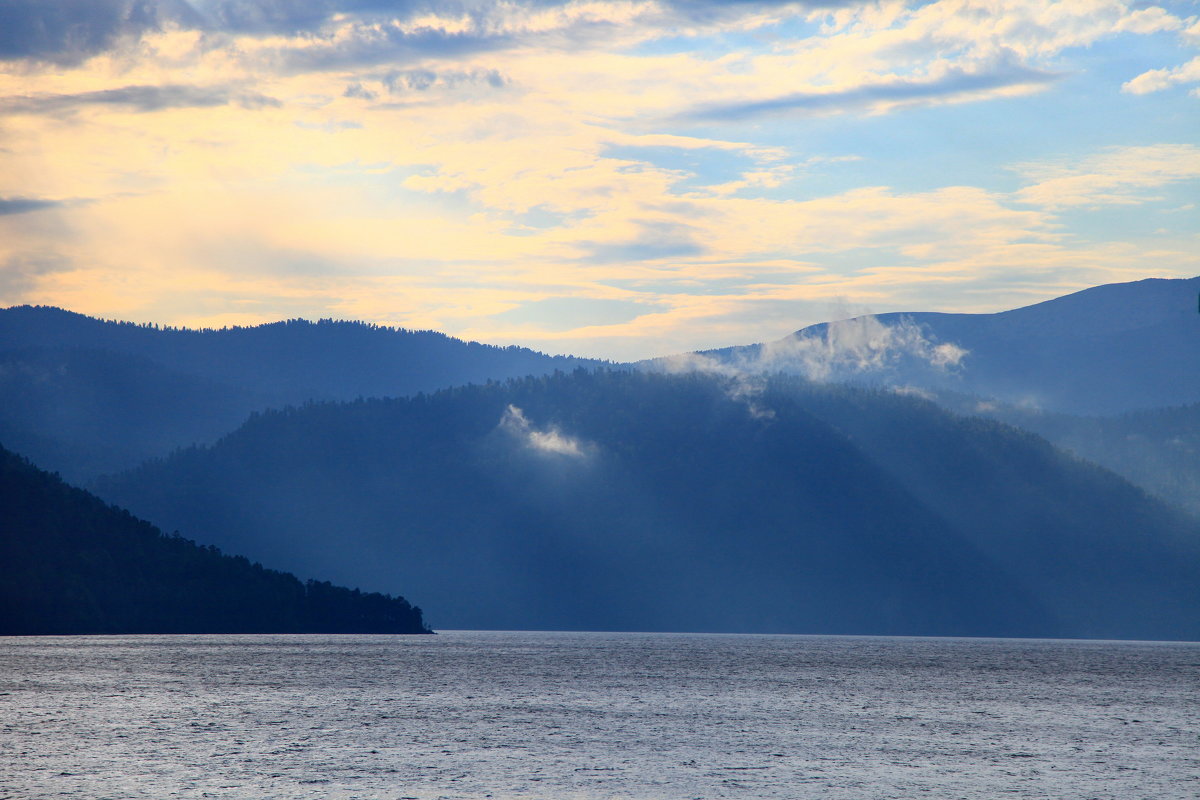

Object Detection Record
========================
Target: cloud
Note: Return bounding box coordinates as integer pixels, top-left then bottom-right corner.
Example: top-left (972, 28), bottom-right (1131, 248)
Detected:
top-left (186, 0), bottom-right (349, 35)
top-left (186, 0), bottom-right (830, 73)
top-left (499, 404), bottom-right (587, 456)
top-left (272, 26), bottom-right (515, 71)
top-left (1015, 144), bottom-right (1200, 208)
top-left (0, 252), bottom-right (74, 298)
top-left (654, 350), bottom-right (778, 419)
top-left (647, 311), bottom-right (966, 416)
top-left (370, 66), bottom-right (508, 95)
top-left (2, 84), bottom-right (279, 115)
top-left (0, 0), bottom-right (166, 65)
top-left (0, 197), bottom-right (63, 216)
top-left (754, 314), bottom-right (967, 381)
top-left (1122, 56), bottom-right (1200, 95)
top-left (655, 313), bottom-right (970, 382)
top-left (891, 384), bottom-right (935, 400)
top-left (678, 61), bottom-right (1062, 122)
top-left (583, 220), bottom-right (706, 263)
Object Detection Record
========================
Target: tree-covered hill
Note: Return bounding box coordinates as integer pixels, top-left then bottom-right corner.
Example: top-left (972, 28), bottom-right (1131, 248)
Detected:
top-left (0, 306), bottom-right (602, 481)
top-left (928, 393), bottom-right (1200, 519)
top-left (0, 445), bottom-right (431, 635)
top-left (95, 369), bottom-right (1200, 640)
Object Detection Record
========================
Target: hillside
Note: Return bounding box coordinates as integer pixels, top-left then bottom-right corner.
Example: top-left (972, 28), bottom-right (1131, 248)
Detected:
top-left (0, 347), bottom-right (265, 483)
top-left (0, 306), bottom-right (600, 480)
top-left (95, 370), bottom-right (1200, 640)
top-left (0, 444), bottom-right (431, 635)
top-left (936, 395), bottom-right (1200, 518)
top-left (693, 276), bottom-right (1200, 415)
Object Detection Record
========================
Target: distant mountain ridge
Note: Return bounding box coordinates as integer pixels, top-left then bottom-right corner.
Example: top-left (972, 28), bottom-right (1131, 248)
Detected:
top-left (0, 306), bottom-right (599, 402)
top-left (0, 444), bottom-right (431, 635)
top-left (694, 276), bottom-right (1200, 415)
top-left (6, 276), bottom-right (1195, 484)
top-left (96, 370), bottom-right (1200, 640)
top-left (0, 306), bottom-right (602, 481)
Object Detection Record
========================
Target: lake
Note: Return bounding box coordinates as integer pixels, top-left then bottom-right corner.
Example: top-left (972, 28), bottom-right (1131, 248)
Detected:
top-left (1, 631), bottom-right (1197, 799)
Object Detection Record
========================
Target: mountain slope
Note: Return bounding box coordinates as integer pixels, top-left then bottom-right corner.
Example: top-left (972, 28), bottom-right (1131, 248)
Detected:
top-left (95, 370), bottom-right (1200, 640)
top-left (0, 307), bottom-right (601, 480)
top-left (0, 444), bottom-right (430, 635)
top-left (697, 276), bottom-right (1200, 415)
top-left (0, 347), bottom-right (264, 482)
top-left (933, 395), bottom-right (1200, 518)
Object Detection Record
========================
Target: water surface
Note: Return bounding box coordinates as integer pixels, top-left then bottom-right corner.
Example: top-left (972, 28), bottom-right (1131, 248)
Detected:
top-left (1, 631), bottom-right (1197, 799)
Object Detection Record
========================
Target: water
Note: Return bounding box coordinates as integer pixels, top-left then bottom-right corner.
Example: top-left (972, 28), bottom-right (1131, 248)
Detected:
top-left (1, 631), bottom-right (1197, 799)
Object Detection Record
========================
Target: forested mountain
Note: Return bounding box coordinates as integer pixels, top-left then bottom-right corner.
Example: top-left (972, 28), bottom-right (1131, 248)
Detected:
top-left (0, 347), bottom-right (265, 483)
top-left (934, 395), bottom-right (1200, 518)
top-left (694, 276), bottom-right (1200, 415)
top-left (0, 306), bottom-right (600, 481)
top-left (0, 444), bottom-right (430, 635)
top-left (95, 370), bottom-right (1200, 640)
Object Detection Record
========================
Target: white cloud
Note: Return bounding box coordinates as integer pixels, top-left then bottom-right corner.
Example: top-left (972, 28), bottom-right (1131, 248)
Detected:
top-left (891, 384), bottom-right (936, 400)
top-left (1123, 55), bottom-right (1200, 94)
top-left (646, 312), bottom-right (967, 416)
top-left (754, 314), bottom-right (967, 381)
top-left (1014, 144), bottom-right (1200, 207)
top-left (500, 404), bottom-right (587, 456)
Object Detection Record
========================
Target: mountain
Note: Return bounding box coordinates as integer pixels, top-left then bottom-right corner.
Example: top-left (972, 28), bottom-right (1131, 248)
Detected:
top-left (934, 394), bottom-right (1200, 518)
top-left (95, 369), bottom-right (1200, 640)
top-left (0, 306), bottom-right (600, 481)
top-left (693, 276), bottom-right (1200, 415)
top-left (0, 346), bottom-right (265, 483)
top-left (0, 443), bottom-right (430, 635)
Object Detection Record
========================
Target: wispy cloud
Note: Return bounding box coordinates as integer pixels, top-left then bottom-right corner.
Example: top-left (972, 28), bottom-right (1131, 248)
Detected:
top-left (0, 197), bottom-right (63, 216)
top-left (0, 252), bottom-right (73, 296)
top-left (582, 220), bottom-right (706, 263)
top-left (649, 312), bottom-right (966, 417)
top-left (1015, 144), bottom-right (1200, 208)
top-left (756, 314), bottom-right (967, 380)
top-left (1, 85), bottom-right (279, 115)
top-left (679, 62), bottom-right (1062, 122)
top-left (500, 404), bottom-right (588, 456)
top-left (656, 312), bottom-right (966, 381)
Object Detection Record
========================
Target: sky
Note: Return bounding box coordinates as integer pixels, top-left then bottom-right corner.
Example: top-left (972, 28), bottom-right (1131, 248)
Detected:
top-left (1, 0), bottom-right (1198, 360)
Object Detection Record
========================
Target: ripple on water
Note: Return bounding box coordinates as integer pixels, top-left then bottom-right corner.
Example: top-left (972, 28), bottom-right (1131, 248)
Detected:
top-left (0, 632), bottom-right (1197, 799)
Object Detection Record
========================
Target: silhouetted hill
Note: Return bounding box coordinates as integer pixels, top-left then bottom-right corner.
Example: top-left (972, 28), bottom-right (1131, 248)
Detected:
top-left (694, 276), bottom-right (1200, 415)
top-left (0, 307), bottom-right (601, 480)
top-left (0, 444), bottom-right (430, 635)
top-left (95, 370), bottom-right (1200, 640)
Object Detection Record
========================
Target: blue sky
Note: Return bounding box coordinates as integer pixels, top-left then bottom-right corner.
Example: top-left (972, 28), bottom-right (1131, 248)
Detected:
top-left (0, 0), bottom-right (1197, 359)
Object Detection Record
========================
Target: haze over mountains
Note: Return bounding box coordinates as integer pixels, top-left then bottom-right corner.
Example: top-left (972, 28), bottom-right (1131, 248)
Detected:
top-left (96, 371), bottom-right (1200, 640)
top-left (673, 275), bottom-right (1200, 517)
top-left (932, 394), bottom-right (1200, 518)
top-left (2, 275), bottom-right (1199, 638)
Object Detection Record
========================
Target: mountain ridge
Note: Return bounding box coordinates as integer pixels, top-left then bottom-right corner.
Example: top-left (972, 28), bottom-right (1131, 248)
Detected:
top-left (0, 305), bottom-right (605, 481)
